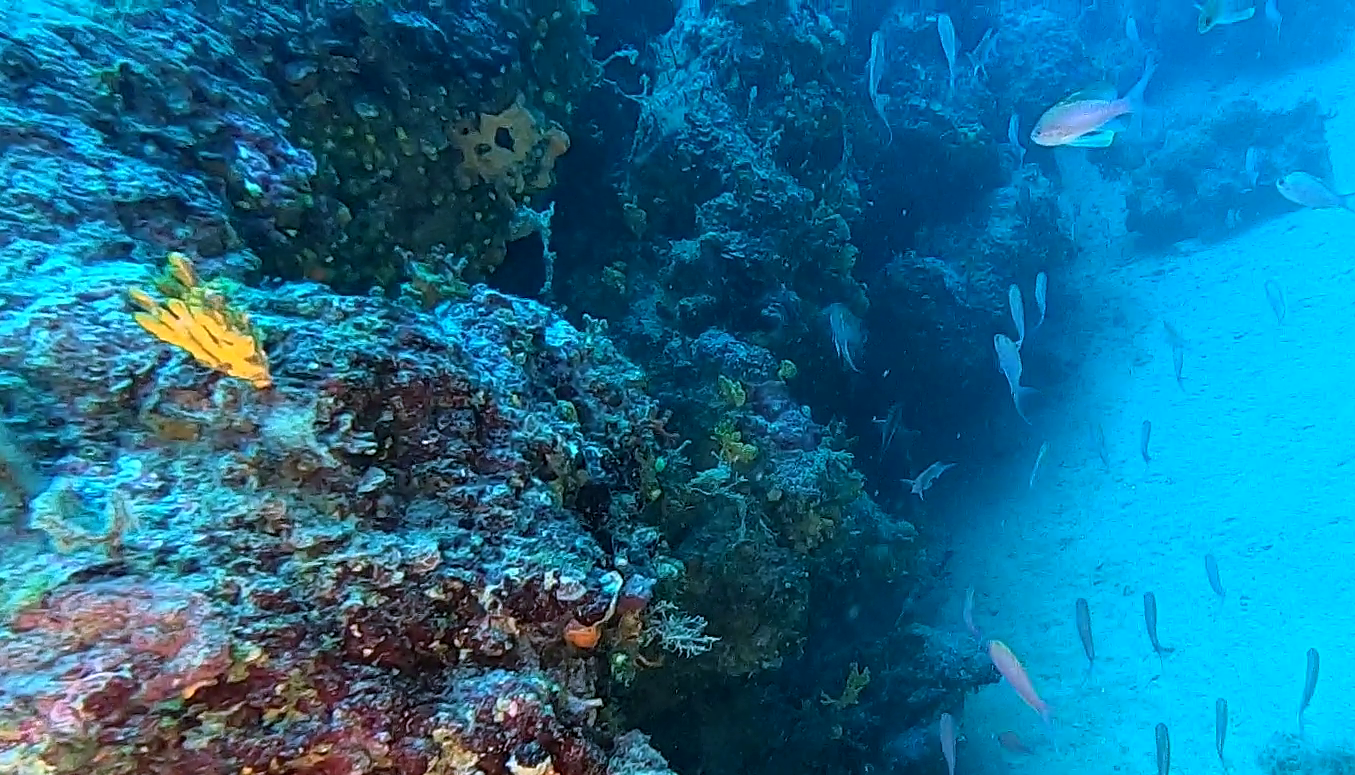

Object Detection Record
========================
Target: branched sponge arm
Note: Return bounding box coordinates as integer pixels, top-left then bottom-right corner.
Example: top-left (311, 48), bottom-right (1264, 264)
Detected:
top-left (128, 252), bottom-right (272, 389)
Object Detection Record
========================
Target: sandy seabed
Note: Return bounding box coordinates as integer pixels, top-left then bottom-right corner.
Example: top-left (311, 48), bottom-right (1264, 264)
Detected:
top-left (944, 50), bottom-right (1355, 775)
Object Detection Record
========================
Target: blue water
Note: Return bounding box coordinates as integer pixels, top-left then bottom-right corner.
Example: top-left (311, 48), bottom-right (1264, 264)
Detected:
top-left (947, 87), bottom-right (1355, 771)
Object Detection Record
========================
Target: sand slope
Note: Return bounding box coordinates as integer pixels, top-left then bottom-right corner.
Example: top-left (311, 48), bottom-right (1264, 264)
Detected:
top-left (948, 55), bottom-right (1355, 775)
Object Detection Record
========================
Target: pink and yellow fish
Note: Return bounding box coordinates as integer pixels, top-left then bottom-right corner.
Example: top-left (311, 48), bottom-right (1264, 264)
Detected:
top-left (988, 640), bottom-right (1051, 722)
top-left (1030, 59), bottom-right (1156, 149)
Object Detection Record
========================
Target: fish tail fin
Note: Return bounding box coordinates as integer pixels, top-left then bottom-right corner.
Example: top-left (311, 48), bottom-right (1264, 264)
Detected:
top-left (1041, 708), bottom-right (1061, 754)
top-left (1342, 192), bottom-right (1355, 212)
top-left (1126, 56), bottom-right (1157, 110)
top-left (1013, 386), bottom-right (1041, 424)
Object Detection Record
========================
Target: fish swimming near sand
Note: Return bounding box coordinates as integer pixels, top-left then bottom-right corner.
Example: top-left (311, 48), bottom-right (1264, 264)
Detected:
top-left (994, 334), bottom-right (1038, 423)
top-left (1205, 554), bottom-right (1226, 599)
top-left (1030, 57), bottom-right (1155, 149)
top-left (988, 640), bottom-right (1058, 750)
top-left (1198, 0), bottom-right (1255, 33)
top-left (1276, 172), bottom-right (1355, 211)
top-left (1265, 279), bottom-right (1286, 324)
top-left (902, 461), bottom-right (956, 500)
top-left (988, 641), bottom-right (1051, 721)
top-left (1028, 441), bottom-right (1048, 489)
top-left (1156, 723), bottom-right (1171, 775)
top-left (1299, 648), bottom-right (1319, 735)
top-left (1216, 698), bottom-right (1229, 765)
top-left (963, 586), bottom-right (981, 640)
top-left (1143, 591), bottom-right (1174, 666)
top-left (1075, 597), bottom-right (1095, 680)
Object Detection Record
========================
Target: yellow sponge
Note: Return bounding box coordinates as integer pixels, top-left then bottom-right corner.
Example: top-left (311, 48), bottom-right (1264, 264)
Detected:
top-left (129, 252), bottom-right (272, 389)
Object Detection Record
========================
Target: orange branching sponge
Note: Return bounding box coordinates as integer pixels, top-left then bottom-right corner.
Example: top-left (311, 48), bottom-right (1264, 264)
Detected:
top-left (451, 96), bottom-right (570, 194)
top-left (128, 252), bottom-right (272, 388)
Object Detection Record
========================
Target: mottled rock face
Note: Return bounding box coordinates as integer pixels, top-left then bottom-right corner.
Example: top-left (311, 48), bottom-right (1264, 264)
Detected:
top-left (0, 268), bottom-right (682, 774)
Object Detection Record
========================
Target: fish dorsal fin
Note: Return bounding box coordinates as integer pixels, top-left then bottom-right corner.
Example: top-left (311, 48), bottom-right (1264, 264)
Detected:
top-left (1059, 83), bottom-right (1118, 104)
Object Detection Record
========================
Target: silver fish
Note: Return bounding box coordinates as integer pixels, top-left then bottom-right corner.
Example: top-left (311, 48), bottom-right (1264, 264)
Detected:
top-left (1205, 553), bottom-right (1225, 599)
top-left (1093, 423), bottom-right (1110, 470)
top-left (1277, 172), bottom-right (1355, 211)
top-left (939, 713), bottom-right (957, 775)
top-left (1029, 441), bottom-right (1048, 489)
top-left (827, 303), bottom-right (865, 372)
top-left (994, 334), bottom-right (1037, 423)
top-left (1008, 113), bottom-right (1026, 169)
top-left (903, 460), bottom-right (956, 500)
top-left (877, 402), bottom-right (903, 452)
top-left (1075, 597), bottom-right (1095, 678)
top-left (1265, 278), bottom-right (1286, 324)
top-left (1264, 0), bottom-right (1282, 36)
top-left (963, 586), bottom-right (980, 639)
top-left (1156, 723), bottom-right (1170, 775)
top-left (1126, 14), bottom-right (1142, 52)
top-left (869, 30), bottom-right (892, 145)
top-left (1216, 698), bottom-right (1228, 764)
top-left (1034, 272), bottom-right (1048, 329)
top-left (1299, 648), bottom-right (1319, 735)
top-left (937, 13), bottom-right (957, 98)
top-left (1163, 322), bottom-right (1186, 388)
top-left (968, 27), bottom-right (996, 79)
top-left (1009, 284), bottom-right (1026, 348)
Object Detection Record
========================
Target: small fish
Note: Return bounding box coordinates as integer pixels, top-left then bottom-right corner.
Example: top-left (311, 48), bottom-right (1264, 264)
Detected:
top-left (1075, 597), bottom-right (1095, 679)
top-left (1144, 591), bottom-right (1173, 666)
top-left (1156, 723), bottom-right (1171, 775)
top-left (877, 402), bottom-right (903, 452)
top-left (1276, 172), bottom-right (1355, 211)
top-left (869, 31), bottom-right (893, 145)
top-left (1205, 553), bottom-right (1225, 599)
top-left (1264, 279), bottom-right (1286, 324)
top-left (1299, 647), bottom-right (1319, 735)
top-left (1163, 322), bottom-right (1186, 388)
top-left (937, 13), bottom-right (957, 99)
top-left (1198, 0), bottom-right (1255, 33)
top-left (902, 461), bottom-right (956, 500)
top-left (1028, 441), bottom-right (1048, 489)
top-left (1126, 14), bottom-right (1142, 52)
top-left (1030, 57), bottom-right (1155, 149)
top-left (1216, 698), bottom-right (1229, 765)
top-left (1245, 147), bottom-right (1259, 189)
top-left (988, 641), bottom-right (1052, 726)
top-left (1140, 420), bottom-right (1152, 463)
top-left (964, 586), bottom-right (981, 639)
top-left (994, 731), bottom-right (1034, 755)
top-left (1008, 113), bottom-right (1026, 169)
top-left (1010, 284), bottom-right (1026, 348)
top-left (827, 303), bottom-right (865, 372)
top-left (1264, 0), bottom-right (1282, 36)
top-left (1033, 272), bottom-right (1048, 329)
top-left (939, 713), bottom-right (957, 775)
top-left (1093, 422), bottom-right (1110, 470)
top-left (994, 334), bottom-right (1038, 423)
top-left (968, 27), bottom-right (997, 79)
